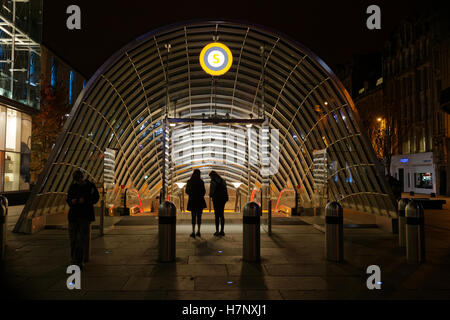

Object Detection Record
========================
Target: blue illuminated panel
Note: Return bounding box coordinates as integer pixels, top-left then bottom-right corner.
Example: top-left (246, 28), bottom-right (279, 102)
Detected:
top-left (400, 158), bottom-right (409, 163)
top-left (69, 70), bottom-right (75, 104)
top-left (51, 57), bottom-right (57, 88)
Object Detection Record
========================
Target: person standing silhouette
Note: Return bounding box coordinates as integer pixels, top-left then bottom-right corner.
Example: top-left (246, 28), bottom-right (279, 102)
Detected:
top-left (209, 171), bottom-right (229, 236)
top-left (66, 169), bottom-right (99, 269)
top-left (185, 169), bottom-right (207, 238)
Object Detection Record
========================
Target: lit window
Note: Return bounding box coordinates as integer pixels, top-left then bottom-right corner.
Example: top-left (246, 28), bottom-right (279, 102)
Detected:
top-left (0, 30), bottom-right (3, 69)
top-left (51, 57), bottom-right (57, 88)
top-left (69, 70), bottom-right (75, 104)
top-left (6, 109), bottom-right (20, 152)
top-left (29, 53), bottom-right (37, 86)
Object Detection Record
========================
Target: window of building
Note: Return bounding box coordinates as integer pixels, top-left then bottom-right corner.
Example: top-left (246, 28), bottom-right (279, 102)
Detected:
top-left (4, 151), bottom-right (20, 192)
top-left (6, 109), bottom-right (21, 152)
top-left (20, 152), bottom-right (30, 190)
top-left (29, 52), bottom-right (38, 87)
top-left (69, 70), bottom-right (75, 104)
top-left (0, 106), bottom-right (5, 150)
top-left (21, 114), bottom-right (31, 154)
top-left (414, 172), bottom-right (433, 189)
top-left (0, 151), bottom-right (3, 192)
top-left (51, 57), bottom-right (57, 88)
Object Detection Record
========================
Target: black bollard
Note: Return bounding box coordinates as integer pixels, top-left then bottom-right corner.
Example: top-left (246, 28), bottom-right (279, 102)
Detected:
top-left (398, 198), bottom-right (410, 248)
top-left (405, 200), bottom-right (425, 263)
top-left (158, 201), bottom-right (176, 262)
top-left (325, 201), bottom-right (344, 262)
top-left (243, 202), bottom-right (261, 262)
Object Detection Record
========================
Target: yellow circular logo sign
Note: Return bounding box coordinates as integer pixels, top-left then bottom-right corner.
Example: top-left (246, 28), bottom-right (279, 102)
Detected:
top-left (199, 42), bottom-right (233, 76)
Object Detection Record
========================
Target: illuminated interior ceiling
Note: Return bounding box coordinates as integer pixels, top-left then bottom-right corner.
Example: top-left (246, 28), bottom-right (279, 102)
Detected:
top-left (15, 20), bottom-right (397, 231)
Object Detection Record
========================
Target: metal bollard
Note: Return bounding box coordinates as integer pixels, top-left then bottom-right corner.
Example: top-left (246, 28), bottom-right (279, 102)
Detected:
top-left (158, 201), bottom-right (176, 262)
top-left (325, 201), bottom-right (344, 262)
top-left (243, 202), bottom-right (261, 262)
top-left (0, 195), bottom-right (8, 261)
top-left (405, 200), bottom-right (425, 263)
top-left (398, 198), bottom-right (410, 248)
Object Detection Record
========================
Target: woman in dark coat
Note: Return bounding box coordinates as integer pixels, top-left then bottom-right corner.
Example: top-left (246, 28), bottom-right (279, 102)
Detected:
top-left (209, 171), bottom-right (229, 236)
top-left (185, 169), bottom-right (207, 238)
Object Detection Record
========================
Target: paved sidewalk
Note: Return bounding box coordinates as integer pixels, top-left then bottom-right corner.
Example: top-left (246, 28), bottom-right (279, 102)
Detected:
top-left (1, 206), bottom-right (450, 300)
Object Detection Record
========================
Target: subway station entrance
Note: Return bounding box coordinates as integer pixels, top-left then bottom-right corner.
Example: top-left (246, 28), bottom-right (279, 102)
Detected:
top-left (14, 19), bottom-right (397, 234)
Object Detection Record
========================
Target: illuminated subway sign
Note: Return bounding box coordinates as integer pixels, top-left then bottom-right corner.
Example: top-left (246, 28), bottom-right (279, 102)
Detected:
top-left (199, 42), bottom-right (233, 76)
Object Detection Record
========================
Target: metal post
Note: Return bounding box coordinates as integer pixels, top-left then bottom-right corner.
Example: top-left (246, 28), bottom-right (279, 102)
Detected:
top-left (260, 44), bottom-right (265, 119)
top-left (398, 198), bottom-right (410, 248)
top-left (268, 192), bottom-right (272, 235)
top-left (243, 202), bottom-right (261, 262)
top-left (247, 126), bottom-right (251, 202)
top-left (158, 201), bottom-right (176, 262)
top-left (10, 0), bottom-right (16, 99)
top-left (100, 185), bottom-right (105, 237)
top-left (234, 187), bottom-right (239, 213)
top-left (293, 188), bottom-right (299, 216)
top-left (325, 201), bottom-right (344, 262)
top-left (170, 126), bottom-right (174, 202)
top-left (161, 43), bottom-right (171, 204)
top-left (161, 118), bottom-right (167, 204)
top-left (405, 200), bottom-right (425, 263)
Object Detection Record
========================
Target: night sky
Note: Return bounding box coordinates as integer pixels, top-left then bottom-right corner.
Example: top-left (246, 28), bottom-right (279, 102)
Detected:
top-left (43, 0), bottom-right (436, 79)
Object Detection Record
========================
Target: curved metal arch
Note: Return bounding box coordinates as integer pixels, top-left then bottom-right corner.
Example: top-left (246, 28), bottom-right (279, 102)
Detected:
top-left (14, 19), bottom-right (397, 233)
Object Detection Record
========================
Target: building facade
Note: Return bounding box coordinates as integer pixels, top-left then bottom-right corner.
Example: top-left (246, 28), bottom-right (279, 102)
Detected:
top-left (40, 45), bottom-right (86, 106)
top-left (337, 54), bottom-right (388, 171)
top-left (0, 0), bottom-right (42, 199)
top-left (383, 10), bottom-right (450, 195)
top-left (339, 9), bottom-right (450, 195)
top-left (0, 0), bottom-right (86, 202)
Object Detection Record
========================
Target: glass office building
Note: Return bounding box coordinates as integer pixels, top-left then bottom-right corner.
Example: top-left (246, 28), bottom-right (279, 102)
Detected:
top-left (0, 0), bottom-right (42, 194)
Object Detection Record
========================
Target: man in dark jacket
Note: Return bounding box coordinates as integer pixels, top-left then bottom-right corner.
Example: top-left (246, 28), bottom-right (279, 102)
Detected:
top-left (209, 171), bottom-right (229, 236)
top-left (66, 169), bottom-right (100, 269)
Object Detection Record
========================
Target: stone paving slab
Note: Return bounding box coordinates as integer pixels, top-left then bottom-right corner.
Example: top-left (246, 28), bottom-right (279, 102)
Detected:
top-left (151, 264), bottom-right (228, 277)
top-left (122, 276), bottom-right (195, 291)
top-left (2, 205), bottom-right (450, 300)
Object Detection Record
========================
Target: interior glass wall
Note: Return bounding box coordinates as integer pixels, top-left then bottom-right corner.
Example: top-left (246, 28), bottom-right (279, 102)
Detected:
top-left (0, 105), bottom-right (31, 192)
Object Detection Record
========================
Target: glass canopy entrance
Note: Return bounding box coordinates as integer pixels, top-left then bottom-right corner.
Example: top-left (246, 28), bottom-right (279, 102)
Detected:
top-left (14, 20), bottom-right (397, 234)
